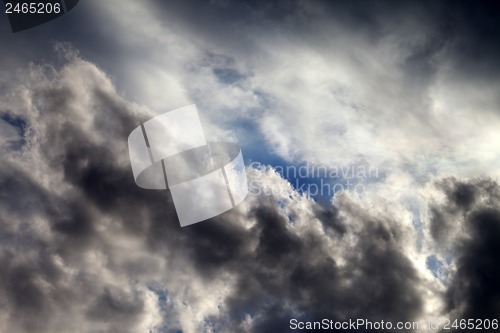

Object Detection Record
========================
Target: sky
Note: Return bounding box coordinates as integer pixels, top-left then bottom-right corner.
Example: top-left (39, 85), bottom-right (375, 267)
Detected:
top-left (1, 0), bottom-right (500, 332)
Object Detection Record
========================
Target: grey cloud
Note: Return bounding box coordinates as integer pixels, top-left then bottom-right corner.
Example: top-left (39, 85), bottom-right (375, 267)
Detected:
top-left (427, 178), bottom-right (500, 327)
top-left (0, 55), bottom-right (167, 332)
top-left (0, 53), bottom-right (433, 332)
top-left (1, 0), bottom-right (500, 330)
top-left (1, 46), bottom-right (499, 333)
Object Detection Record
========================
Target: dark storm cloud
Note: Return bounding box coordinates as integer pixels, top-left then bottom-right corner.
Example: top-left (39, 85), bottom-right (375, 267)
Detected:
top-left (218, 203), bottom-right (422, 332)
top-left (147, 188), bottom-right (425, 331)
top-left (447, 209), bottom-right (500, 320)
top-left (428, 178), bottom-right (500, 327)
top-left (313, 204), bottom-right (346, 234)
top-left (0, 56), bottom-right (173, 332)
top-left (0, 248), bottom-right (54, 332)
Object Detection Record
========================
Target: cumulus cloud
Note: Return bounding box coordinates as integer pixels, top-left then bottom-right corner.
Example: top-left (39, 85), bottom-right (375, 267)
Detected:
top-left (0, 117), bottom-right (22, 149)
top-left (1, 1), bottom-right (500, 332)
top-left (0, 51), bottom-right (444, 332)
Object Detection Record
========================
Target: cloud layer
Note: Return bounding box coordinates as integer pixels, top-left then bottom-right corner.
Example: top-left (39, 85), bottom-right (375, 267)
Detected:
top-left (1, 1), bottom-right (500, 332)
top-left (0, 52), bottom-right (497, 332)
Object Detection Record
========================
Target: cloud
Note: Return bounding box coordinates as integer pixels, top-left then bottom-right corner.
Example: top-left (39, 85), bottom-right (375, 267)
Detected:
top-left (1, 1), bottom-right (500, 332)
top-left (0, 51), bottom-right (164, 333)
top-left (71, 0), bottom-right (500, 188)
top-left (424, 177), bottom-right (500, 323)
top-left (0, 51), bottom-right (446, 332)
top-left (4, 0), bottom-right (498, 182)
